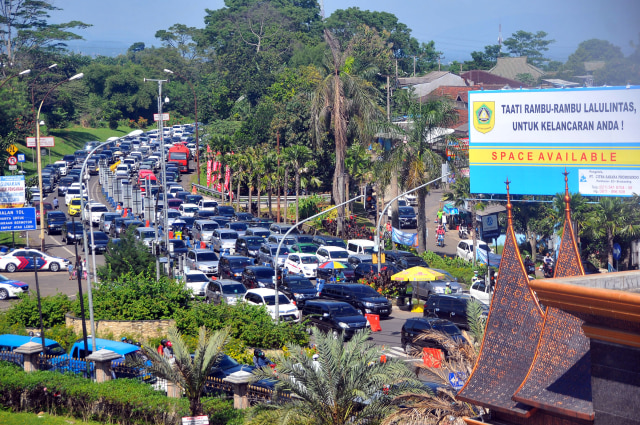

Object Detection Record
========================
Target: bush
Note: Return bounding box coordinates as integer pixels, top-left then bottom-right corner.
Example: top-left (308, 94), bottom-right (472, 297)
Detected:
top-left (421, 251), bottom-right (480, 286)
top-left (0, 362), bottom-right (243, 425)
top-left (5, 293), bottom-right (73, 328)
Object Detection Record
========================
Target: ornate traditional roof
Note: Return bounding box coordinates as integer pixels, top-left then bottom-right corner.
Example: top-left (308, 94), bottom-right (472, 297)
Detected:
top-left (457, 180), bottom-right (544, 416)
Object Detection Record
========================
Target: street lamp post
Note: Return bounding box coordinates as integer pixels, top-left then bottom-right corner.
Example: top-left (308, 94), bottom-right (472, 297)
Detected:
top-left (0, 68), bottom-right (31, 90)
top-left (36, 73), bottom-right (84, 251)
top-left (163, 69), bottom-right (200, 184)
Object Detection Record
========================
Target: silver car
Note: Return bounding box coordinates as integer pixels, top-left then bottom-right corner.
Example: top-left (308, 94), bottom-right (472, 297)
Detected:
top-left (186, 249), bottom-right (220, 277)
top-left (192, 219), bottom-right (219, 243)
top-left (211, 229), bottom-right (239, 253)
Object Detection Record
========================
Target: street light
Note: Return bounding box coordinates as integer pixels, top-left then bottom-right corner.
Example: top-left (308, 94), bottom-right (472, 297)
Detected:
top-left (36, 72), bottom-right (84, 251)
top-left (163, 68), bottom-right (201, 184)
top-left (0, 68), bottom-right (31, 90)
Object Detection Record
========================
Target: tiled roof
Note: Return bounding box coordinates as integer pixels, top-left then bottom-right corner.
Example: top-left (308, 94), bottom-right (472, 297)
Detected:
top-left (489, 57), bottom-right (545, 81)
top-left (397, 71), bottom-right (451, 86)
top-left (461, 70), bottom-right (532, 88)
top-left (457, 182), bottom-right (544, 417)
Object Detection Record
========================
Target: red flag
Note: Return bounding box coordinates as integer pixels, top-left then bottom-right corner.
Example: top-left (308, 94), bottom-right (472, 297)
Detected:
top-left (207, 144), bottom-right (211, 154)
top-left (224, 165), bottom-right (231, 191)
top-left (216, 173), bottom-right (222, 192)
top-left (206, 160), bottom-right (212, 187)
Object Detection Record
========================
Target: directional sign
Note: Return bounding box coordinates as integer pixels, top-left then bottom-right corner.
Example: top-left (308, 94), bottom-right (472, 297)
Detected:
top-left (26, 136), bottom-right (55, 147)
top-left (448, 372), bottom-right (467, 391)
top-left (16, 153), bottom-right (25, 163)
top-left (613, 243), bottom-right (622, 261)
top-left (7, 156), bottom-right (17, 165)
top-left (6, 144), bottom-right (18, 155)
top-left (0, 208), bottom-right (37, 231)
top-left (153, 113), bottom-right (170, 122)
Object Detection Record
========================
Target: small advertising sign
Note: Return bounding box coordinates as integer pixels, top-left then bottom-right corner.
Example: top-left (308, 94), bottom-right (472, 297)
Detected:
top-left (0, 176), bottom-right (25, 208)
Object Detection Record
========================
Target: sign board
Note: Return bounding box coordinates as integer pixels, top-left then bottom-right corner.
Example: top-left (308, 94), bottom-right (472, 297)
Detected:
top-left (0, 207), bottom-right (37, 231)
top-left (182, 416), bottom-right (209, 425)
top-left (613, 243), bottom-right (622, 261)
top-left (8, 165), bottom-right (17, 171)
top-left (16, 153), bottom-right (25, 163)
top-left (469, 86), bottom-right (640, 195)
top-left (154, 113), bottom-right (170, 122)
top-left (26, 136), bottom-right (55, 147)
top-left (6, 144), bottom-right (18, 155)
top-left (478, 213), bottom-right (500, 240)
top-left (7, 156), bottom-right (17, 165)
top-left (0, 175), bottom-right (25, 208)
top-left (448, 372), bottom-right (467, 391)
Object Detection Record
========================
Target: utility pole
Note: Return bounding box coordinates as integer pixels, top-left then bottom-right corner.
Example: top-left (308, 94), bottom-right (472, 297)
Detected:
top-left (276, 133), bottom-right (281, 224)
top-left (386, 75), bottom-right (390, 121)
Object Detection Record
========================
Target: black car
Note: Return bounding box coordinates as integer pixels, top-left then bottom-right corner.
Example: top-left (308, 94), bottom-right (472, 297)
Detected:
top-left (203, 354), bottom-right (275, 395)
top-left (234, 212), bottom-right (254, 222)
top-left (57, 177), bottom-right (74, 196)
top-left (45, 211), bottom-right (67, 235)
top-left (215, 205), bottom-right (235, 219)
top-left (210, 216), bottom-right (231, 227)
top-left (269, 223), bottom-right (299, 235)
top-left (161, 239), bottom-right (188, 259)
top-left (312, 235), bottom-right (347, 249)
top-left (423, 294), bottom-right (488, 330)
top-left (395, 255), bottom-right (429, 271)
top-left (109, 217), bottom-right (128, 238)
top-left (292, 234), bottom-right (314, 244)
top-left (320, 283), bottom-right (392, 317)
top-left (401, 317), bottom-right (464, 355)
top-left (354, 262), bottom-right (401, 281)
top-left (205, 279), bottom-right (247, 305)
top-left (249, 217), bottom-right (274, 228)
top-left (184, 194), bottom-right (203, 205)
top-left (273, 275), bottom-right (317, 306)
top-left (383, 250), bottom-right (414, 265)
top-left (301, 299), bottom-right (369, 340)
top-left (396, 206), bottom-right (417, 229)
top-left (87, 231), bottom-right (109, 254)
top-left (316, 262), bottom-right (356, 282)
top-left (241, 266), bottom-right (275, 289)
top-left (235, 236), bottom-right (266, 258)
top-left (218, 256), bottom-right (255, 281)
top-left (62, 221), bottom-right (85, 245)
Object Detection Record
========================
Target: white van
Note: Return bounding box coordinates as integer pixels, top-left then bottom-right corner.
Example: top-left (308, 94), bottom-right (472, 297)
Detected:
top-left (346, 239), bottom-right (376, 256)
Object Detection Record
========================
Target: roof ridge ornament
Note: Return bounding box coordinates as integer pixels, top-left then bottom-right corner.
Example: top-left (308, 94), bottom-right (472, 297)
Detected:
top-left (505, 177), bottom-right (513, 226)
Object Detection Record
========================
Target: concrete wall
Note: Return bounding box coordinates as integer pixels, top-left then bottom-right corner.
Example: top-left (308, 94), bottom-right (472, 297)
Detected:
top-left (65, 313), bottom-right (174, 340)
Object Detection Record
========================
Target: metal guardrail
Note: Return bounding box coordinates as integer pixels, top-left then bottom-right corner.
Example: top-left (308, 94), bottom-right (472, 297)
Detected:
top-left (191, 183), bottom-right (331, 203)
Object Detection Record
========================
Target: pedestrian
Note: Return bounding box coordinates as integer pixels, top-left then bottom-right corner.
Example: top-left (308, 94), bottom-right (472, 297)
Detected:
top-left (316, 278), bottom-right (325, 296)
top-left (437, 209), bottom-right (443, 224)
top-left (82, 258), bottom-right (87, 280)
top-left (68, 263), bottom-right (74, 280)
top-left (441, 213), bottom-right (448, 232)
top-left (53, 197), bottom-right (59, 210)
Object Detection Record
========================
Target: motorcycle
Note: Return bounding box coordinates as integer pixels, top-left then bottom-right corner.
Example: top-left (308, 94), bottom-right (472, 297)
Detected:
top-left (524, 260), bottom-right (536, 276)
top-left (436, 233), bottom-right (445, 247)
top-left (458, 225), bottom-right (469, 239)
top-left (541, 262), bottom-right (554, 278)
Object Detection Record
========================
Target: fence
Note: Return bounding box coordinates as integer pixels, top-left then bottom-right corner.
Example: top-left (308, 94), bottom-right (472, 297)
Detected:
top-left (0, 350), bottom-right (23, 366)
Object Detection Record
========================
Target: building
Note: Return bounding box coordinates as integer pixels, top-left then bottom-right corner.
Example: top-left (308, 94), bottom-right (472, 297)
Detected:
top-left (488, 57), bottom-right (545, 82)
top-left (396, 71), bottom-right (466, 98)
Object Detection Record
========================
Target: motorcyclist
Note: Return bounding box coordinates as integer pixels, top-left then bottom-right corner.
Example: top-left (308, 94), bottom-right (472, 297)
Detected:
top-left (253, 349), bottom-right (274, 368)
top-left (524, 255), bottom-right (535, 274)
top-left (543, 252), bottom-right (554, 277)
top-left (436, 225), bottom-right (445, 246)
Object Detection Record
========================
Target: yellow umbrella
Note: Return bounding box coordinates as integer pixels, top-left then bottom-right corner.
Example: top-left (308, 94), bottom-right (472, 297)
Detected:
top-left (391, 266), bottom-right (447, 282)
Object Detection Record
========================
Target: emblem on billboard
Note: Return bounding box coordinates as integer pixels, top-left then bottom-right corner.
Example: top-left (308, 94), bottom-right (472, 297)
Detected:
top-left (473, 102), bottom-right (495, 134)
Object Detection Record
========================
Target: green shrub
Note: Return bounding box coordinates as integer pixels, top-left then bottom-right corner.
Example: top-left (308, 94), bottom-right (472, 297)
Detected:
top-left (5, 293), bottom-right (73, 328)
top-left (0, 362), bottom-right (243, 425)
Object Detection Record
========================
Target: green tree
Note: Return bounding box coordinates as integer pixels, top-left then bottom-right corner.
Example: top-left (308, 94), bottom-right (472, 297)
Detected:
top-left (247, 329), bottom-right (423, 425)
top-left (97, 225), bottom-right (155, 281)
top-left (466, 44), bottom-right (502, 70)
top-left (503, 30), bottom-right (555, 67)
top-left (311, 29), bottom-right (381, 236)
top-left (140, 326), bottom-right (230, 416)
top-left (155, 23), bottom-right (200, 60)
top-left (282, 144), bottom-right (314, 223)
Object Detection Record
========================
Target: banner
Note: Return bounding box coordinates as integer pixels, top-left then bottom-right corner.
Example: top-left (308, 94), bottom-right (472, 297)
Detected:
top-left (391, 227), bottom-right (418, 247)
top-left (206, 160), bottom-right (212, 187)
top-left (216, 173), bottom-right (222, 192)
top-left (224, 165), bottom-right (231, 191)
top-left (0, 176), bottom-right (25, 208)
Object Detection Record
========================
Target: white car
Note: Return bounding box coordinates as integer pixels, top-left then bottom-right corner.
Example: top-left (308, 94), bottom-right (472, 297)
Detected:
top-left (65, 183), bottom-right (87, 206)
top-left (198, 199), bottom-right (219, 211)
top-left (315, 246), bottom-right (350, 264)
top-left (0, 249), bottom-right (69, 273)
top-left (242, 288), bottom-right (300, 322)
top-left (0, 274), bottom-right (29, 299)
top-left (183, 271), bottom-right (210, 297)
top-left (83, 202), bottom-right (109, 226)
top-left (456, 239), bottom-right (492, 262)
top-left (178, 203), bottom-right (199, 217)
top-left (285, 253), bottom-right (319, 278)
top-left (470, 280), bottom-right (492, 305)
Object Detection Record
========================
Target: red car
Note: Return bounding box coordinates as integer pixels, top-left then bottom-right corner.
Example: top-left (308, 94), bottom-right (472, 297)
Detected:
top-left (33, 202), bottom-right (53, 224)
top-left (167, 198), bottom-right (183, 211)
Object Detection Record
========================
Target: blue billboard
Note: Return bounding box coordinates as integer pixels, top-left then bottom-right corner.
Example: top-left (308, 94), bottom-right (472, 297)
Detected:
top-left (0, 208), bottom-right (37, 231)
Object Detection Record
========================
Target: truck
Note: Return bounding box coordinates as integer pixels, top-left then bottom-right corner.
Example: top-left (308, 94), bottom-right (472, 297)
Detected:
top-left (167, 144), bottom-right (190, 173)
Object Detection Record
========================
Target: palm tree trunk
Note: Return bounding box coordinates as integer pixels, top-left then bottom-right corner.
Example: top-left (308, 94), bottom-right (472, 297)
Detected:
top-left (295, 173), bottom-right (300, 223)
top-left (344, 174), bottom-right (350, 217)
top-left (417, 187), bottom-right (427, 253)
top-left (333, 72), bottom-right (347, 238)
top-left (607, 227), bottom-right (614, 267)
top-left (256, 175), bottom-right (262, 217)
top-left (236, 177), bottom-right (241, 210)
top-left (268, 180), bottom-right (272, 217)
top-left (248, 179), bottom-right (253, 215)
top-left (284, 169), bottom-right (289, 224)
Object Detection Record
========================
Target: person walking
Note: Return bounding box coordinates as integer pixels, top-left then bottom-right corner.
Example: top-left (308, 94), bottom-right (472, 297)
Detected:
top-left (53, 197), bottom-right (59, 210)
top-left (441, 213), bottom-right (448, 232)
top-left (68, 262), bottom-right (74, 280)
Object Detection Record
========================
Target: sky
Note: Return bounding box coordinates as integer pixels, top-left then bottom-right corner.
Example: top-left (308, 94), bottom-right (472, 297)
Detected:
top-left (49, 0), bottom-right (640, 63)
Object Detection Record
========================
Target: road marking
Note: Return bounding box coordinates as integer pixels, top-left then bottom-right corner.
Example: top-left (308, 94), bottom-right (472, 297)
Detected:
top-left (381, 346), bottom-right (417, 362)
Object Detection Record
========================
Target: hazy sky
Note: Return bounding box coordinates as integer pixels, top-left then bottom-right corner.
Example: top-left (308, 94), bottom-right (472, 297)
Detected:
top-left (49, 0), bottom-right (640, 62)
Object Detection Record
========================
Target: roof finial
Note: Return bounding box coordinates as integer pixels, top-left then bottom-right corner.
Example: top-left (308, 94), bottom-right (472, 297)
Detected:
top-left (563, 168), bottom-right (571, 222)
top-left (505, 177), bottom-right (513, 225)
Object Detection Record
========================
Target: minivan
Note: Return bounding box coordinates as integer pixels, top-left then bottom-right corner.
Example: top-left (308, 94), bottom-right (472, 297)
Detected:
top-left (0, 334), bottom-right (67, 358)
top-left (300, 300), bottom-right (368, 340)
top-left (312, 235), bottom-right (347, 249)
top-left (192, 219), bottom-right (219, 243)
top-left (135, 227), bottom-right (156, 248)
top-left (320, 283), bottom-right (392, 317)
top-left (346, 239), bottom-right (376, 255)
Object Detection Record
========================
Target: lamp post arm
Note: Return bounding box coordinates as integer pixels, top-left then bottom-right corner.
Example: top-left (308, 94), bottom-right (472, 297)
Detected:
top-left (375, 173), bottom-right (450, 273)
top-left (274, 194), bottom-right (363, 323)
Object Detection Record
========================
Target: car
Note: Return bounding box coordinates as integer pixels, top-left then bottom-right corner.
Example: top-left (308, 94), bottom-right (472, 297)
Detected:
top-left (346, 239), bottom-right (376, 255)
top-left (184, 194), bottom-right (203, 205)
top-left (134, 227), bottom-right (156, 249)
top-left (192, 219), bottom-right (219, 243)
top-left (284, 253), bottom-right (319, 278)
top-left (354, 262), bottom-right (401, 281)
top-left (99, 212), bottom-right (122, 234)
top-left (225, 222), bottom-right (248, 238)
top-left (45, 211), bottom-right (67, 235)
top-left (245, 227), bottom-right (271, 238)
top-left (257, 243), bottom-right (290, 268)
top-left (83, 202), bottom-right (109, 226)
top-left (395, 255), bottom-right (429, 271)
top-left (68, 337), bottom-right (153, 381)
top-left (160, 239), bottom-right (189, 259)
top-left (57, 176), bottom-right (74, 196)
top-left (311, 235), bottom-right (347, 249)
top-left (249, 217), bottom-right (274, 228)
top-left (198, 199), bottom-right (219, 211)
top-left (411, 274), bottom-right (463, 300)
top-left (235, 236), bottom-right (266, 258)
top-left (0, 274), bottom-right (29, 299)
top-left (87, 231), bottom-right (110, 254)
top-left (423, 294), bottom-right (489, 330)
top-left (195, 209), bottom-right (218, 220)
top-left (316, 262), bottom-right (356, 282)
top-left (68, 198), bottom-right (85, 217)
top-left (400, 317), bottom-right (464, 355)
top-left (388, 206), bottom-right (417, 229)
top-left (178, 203), bottom-right (199, 217)
top-left (300, 299), bottom-right (369, 340)
top-left (346, 254), bottom-right (373, 267)
top-left (62, 220), bottom-right (85, 245)
top-left (211, 229), bottom-right (239, 253)
top-left (267, 234), bottom-right (296, 247)
top-left (0, 248), bottom-right (69, 272)
top-left (209, 216), bottom-right (231, 228)
top-left (205, 279), bottom-right (247, 305)
top-left (292, 234), bottom-right (314, 244)
top-left (273, 275), bottom-right (317, 306)
top-left (186, 249), bottom-right (219, 277)
top-left (319, 283), bottom-right (392, 317)
top-left (241, 266), bottom-right (275, 289)
top-left (218, 256), bottom-right (255, 281)
top-left (33, 202), bottom-right (53, 224)
top-left (383, 250), bottom-right (414, 265)
top-left (214, 205), bottom-right (236, 219)
top-left (203, 354), bottom-right (275, 395)
top-left (456, 239), bottom-right (492, 262)
top-left (269, 223), bottom-right (299, 235)
top-left (289, 243), bottom-right (319, 255)
top-left (183, 271), bottom-right (210, 297)
top-left (242, 288), bottom-right (300, 322)
top-left (234, 212), bottom-right (254, 222)
top-left (315, 246), bottom-right (350, 264)
top-left (583, 260), bottom-right (601, 274)
top-left (469, 280), bottom-right (492, 305)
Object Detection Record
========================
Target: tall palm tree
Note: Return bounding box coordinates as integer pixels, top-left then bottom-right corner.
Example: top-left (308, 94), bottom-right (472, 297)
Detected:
top-left (345, 143), bottom-right (372, 216)
top-left (140, 326), bottom-right (230, 416)
top-left (311, 29), bottom-right (381, 236)
top-left (282, 144), bottom-right (314, 223)
top-left (247, 329), bottom-right (423, 425)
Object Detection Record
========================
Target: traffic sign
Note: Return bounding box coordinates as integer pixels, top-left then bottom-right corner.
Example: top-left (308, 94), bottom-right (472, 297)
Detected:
top-left (6, 144), bottom-right (18, 155)
top-left (16, 153), bottom-right (25, 163)
top-left (448, 372), bottom-right (467, 391)
top-left (0, 208), bottom-right (37, 231)
top-left (7, 156), bottom-right (17, 165)
top-left (26, 136), bottom-right (55, 147)
top-left (613, 243), bottom-right (622, 261)
top-left (8, 165), bottom-right (17, 171)
top-left (154, 113), bottom-right (170, 121)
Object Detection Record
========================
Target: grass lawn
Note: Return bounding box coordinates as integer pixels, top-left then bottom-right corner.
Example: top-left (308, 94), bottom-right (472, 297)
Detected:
top-left (0, 231), bottom-right (24, 247)
top-left (0, 411), bottom-right (104, 425)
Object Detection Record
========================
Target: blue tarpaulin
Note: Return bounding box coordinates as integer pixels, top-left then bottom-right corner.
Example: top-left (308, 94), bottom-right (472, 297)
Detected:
top-left (392, 227), bottom-right (418, 247)
top-left (443, 203), bottom-right (459, 215)
top-left (476, 247), bottom-right (501, 267)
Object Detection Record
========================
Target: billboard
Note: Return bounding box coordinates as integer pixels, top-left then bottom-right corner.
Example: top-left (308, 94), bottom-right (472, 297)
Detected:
top-left (0, 176), bottom-right (25, 208)
top-left (469, 86), bottom-right (640, 196)
top-left (0, 207), bottom-right (36, 231)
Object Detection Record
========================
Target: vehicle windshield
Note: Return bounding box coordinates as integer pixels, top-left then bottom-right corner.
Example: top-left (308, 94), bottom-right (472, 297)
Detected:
top-left (48, 212), bottom-right (66, 220)
top-left (202, 223), bottom-right (219, 231)
top-left (184, 206), bottom-right (198, 213)
top-left (202, 202), bottom-right (217, 208)
top-left (67, 222), bottom-right (83, 230)
top-left (329, 304), bottom-right (360, 317)
top-left (221, 284), bottom-right (247, 295)
top-left (270, 247), bottom-right (290, 255)
top-left (296, 245), bottom-right (317, 254)
top-left (263, 294), bottom-right (291, 305)
top-left (170, 152), bottom-right (187, 160)
top-left (218, 207), bottom-right (235, 214)
top-left (0, 275), bottom-right (10, 282)
top-left (348, 285), bottom-right (380, 297)
top-left (70, 199), bottom-right (81, 206)
top-left (404, 257), bottom-right (426, 266)
top-left (46, 344), bottom-right (67, 356)
top-left (295, 235), bottom-right (314, 243)
top-left (187, 274), bottom-right (209, 282)
top-left (91, 206), bottom-right (108, 212)
top-left (255, 269), bottom-right (274, 278)
top-left (245, 237), bottom-right (266, 245)
top-left (431, 322), bottom-right (461, 336)
top-left (399, 207), bottom-right (415, 215)
top-left (326, 240), bottom-right (347, 249)
top-left (330, 251), bottom-right (349, 259)
top-left (228, 223), bottom-right (247, 231)
top-left (140, 231), bottom-right (155, 238)
top-left (167, 210), bottom-right (180, 218)
top-left (221, 232), bottom-right (239, 240)
top-left (67, 188), bottom-right (80, 195)
top-left (300, 256), bottom-right (318, 264)
top-left (196, 252), bottom-right (219, 261)
top-left (286, 279), bottom-right (315, 290)
top-left (92, 233), bottom-right (109, 241)
top-left (230, 259), bottom-right (253, 268)
top-left (217, 355), bottom-right (240, 369)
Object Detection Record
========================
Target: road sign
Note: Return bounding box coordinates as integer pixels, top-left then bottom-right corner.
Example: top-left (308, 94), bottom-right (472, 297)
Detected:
top-left (448, 372), bottom-right (467, 391)
top-left (8, 165), bottom-right (17, 170)
top-left (16, 153), bottom-right (25, 162)
top-left (154, 113), bottom-right (170, 121)
top-left (613, 243), bottom-right (622, 261)
top-left (6, 144), bottom-right (18, 155)
top-left (7, 156), bottom-right (17, 165)
top-left (26, 136), bottom-right (55, 147)
top-left (0, 208), bottom-right (37, 231)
